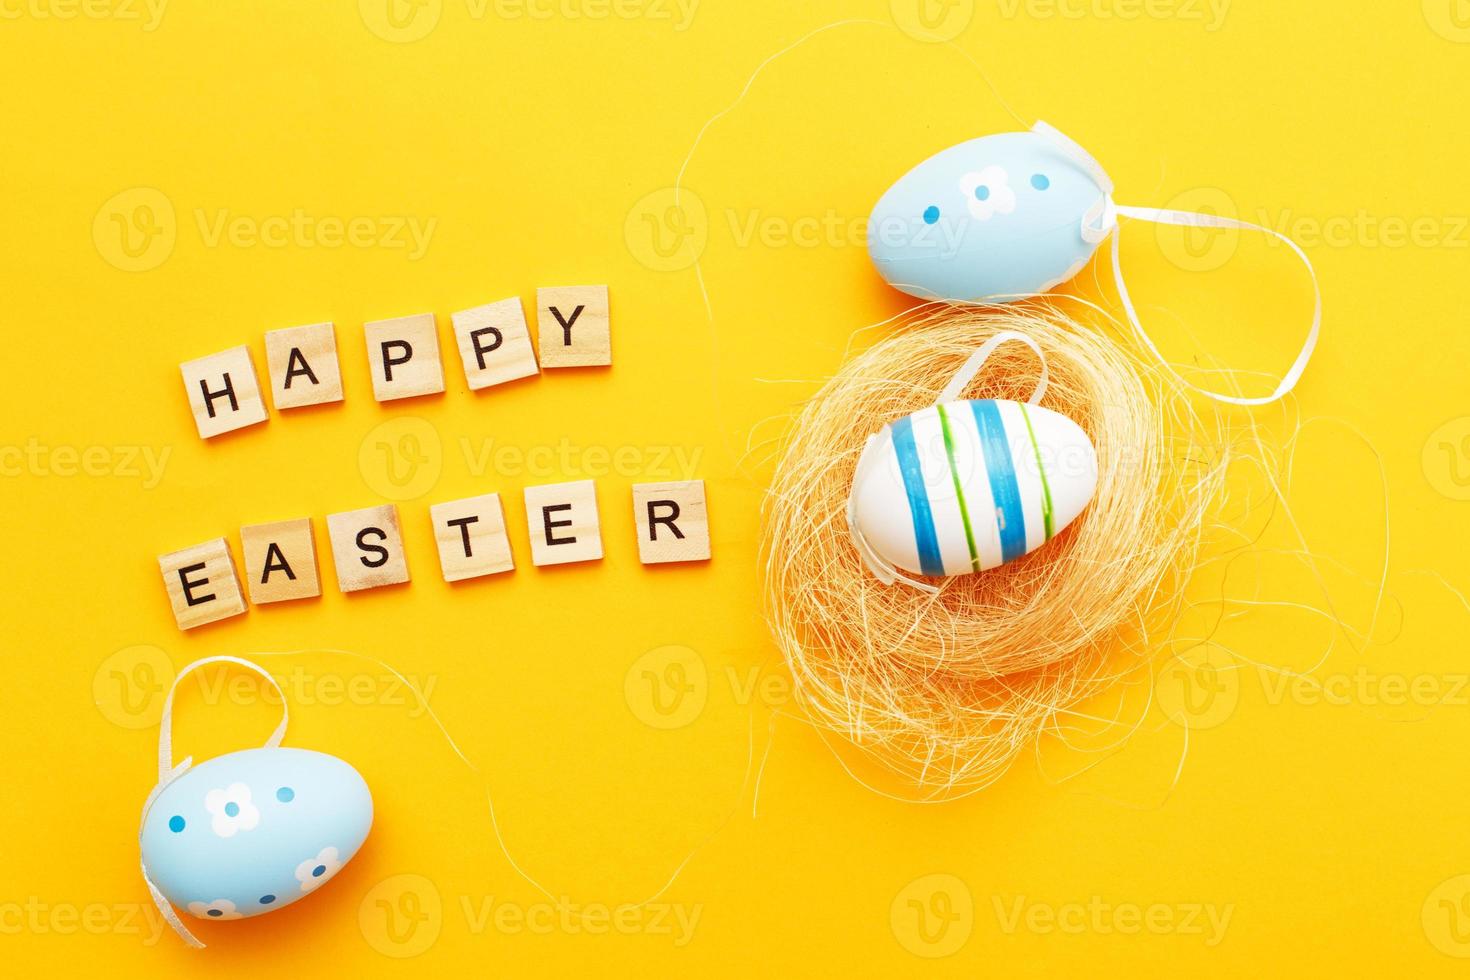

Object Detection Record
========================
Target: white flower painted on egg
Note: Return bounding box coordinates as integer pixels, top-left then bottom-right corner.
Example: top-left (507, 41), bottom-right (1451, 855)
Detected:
top-left (187, 898), bottom-right (242, 920)
top-left (204, 782), bottom-right (260, 838)
top-left (295, 846), bottom-right (343, 892)
top-left (960, 166), bottom-right (1016, 221)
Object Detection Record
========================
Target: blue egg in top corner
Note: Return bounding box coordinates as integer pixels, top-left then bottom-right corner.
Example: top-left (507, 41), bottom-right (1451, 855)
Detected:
top-left (867, 128), bottom-right (1110, 303)
top-left (140, 747), bottom-right (372, 925)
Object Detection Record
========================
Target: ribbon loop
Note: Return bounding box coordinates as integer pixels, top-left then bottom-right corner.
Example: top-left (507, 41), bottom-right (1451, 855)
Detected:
top-left (1031, 120), bottom-right (1321, 407)
top-left (156, 655), bottom-right (289, 783)
top-left (1110, 203), bottom-right (1321, 406)
top-left (938, 329), bottom-right (1048, 406)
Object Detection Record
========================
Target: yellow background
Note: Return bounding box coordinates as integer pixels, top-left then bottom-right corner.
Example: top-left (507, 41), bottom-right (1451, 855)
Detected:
top-left (4, 0), bottom-right (1470, 974)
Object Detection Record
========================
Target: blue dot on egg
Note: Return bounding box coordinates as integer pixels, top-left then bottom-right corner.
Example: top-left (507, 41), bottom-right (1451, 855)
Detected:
top-left (207, 909), bottom-right (223, 917)
top-left (1031, 173), bottom-right (1050, 190)
top-left (313, 864), bottom-right (327, 877)
top-left (260, 895), bottom-right (276, 905)
top-left (276, 787), bottom-right (294, 803)
top-left (974, 185), bottom-right (991, 201)
top-left (922, 205), bottom-right (939, 225)
top-left (224, 802), bottom-right (240, 818)
top-left (168, 815), bottom-right (185, 833)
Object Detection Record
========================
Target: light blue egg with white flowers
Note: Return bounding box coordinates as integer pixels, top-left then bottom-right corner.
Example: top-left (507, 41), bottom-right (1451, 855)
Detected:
top-left (140, 748), bottom-right (372, 922)
top-left (867, 131), bottom-right (1108, 302)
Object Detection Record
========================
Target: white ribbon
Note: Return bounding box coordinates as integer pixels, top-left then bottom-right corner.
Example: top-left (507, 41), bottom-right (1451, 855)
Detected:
top-left (1032, 121), bottom-right (1321, 407)
top-left (848, 330), bottom-right (1049, 591)
top-left (139, 656), bottom-right (290, 949)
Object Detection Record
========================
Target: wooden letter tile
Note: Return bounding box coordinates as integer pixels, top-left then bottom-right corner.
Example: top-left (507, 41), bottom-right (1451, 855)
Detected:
top-left (536, 285), bottom-right (610, 368)
top-left (451, 298), bottom-right (540, 390)
top-left (633, 480), bottom-right (711, 564)
top-left (180, 345), bottom-right (269, 438)
top-left (523, 479), bottom-right (603, 566)
top-left (326, 504), bottom-right (410, 592)
top-left (430, 493), bottom-right (515, 582)
top-left (364, 313), bottom-right (446, 401)
top-left (159, 537), bottom-right (247, 630)
top-left (240, 518), bottom-right (321, 604)
top-left (264, 322), bottom-right (344, 410)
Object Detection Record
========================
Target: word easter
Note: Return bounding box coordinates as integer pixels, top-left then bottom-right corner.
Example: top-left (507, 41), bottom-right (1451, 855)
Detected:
top-left (158, 479), bottom-right (711, 631)
top-left (179, 286), bottom-right (610, 437)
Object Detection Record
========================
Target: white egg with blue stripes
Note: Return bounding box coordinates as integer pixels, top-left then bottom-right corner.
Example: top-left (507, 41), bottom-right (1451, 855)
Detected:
top-left (850, 399), bottom-right (1097, 577)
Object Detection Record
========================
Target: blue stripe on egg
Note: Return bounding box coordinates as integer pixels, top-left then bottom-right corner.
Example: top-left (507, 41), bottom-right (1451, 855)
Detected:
top-left (970, 400), bottom-right (1027, 563)
top-left (889, 415), bottom-right (944, 577)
